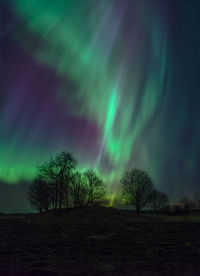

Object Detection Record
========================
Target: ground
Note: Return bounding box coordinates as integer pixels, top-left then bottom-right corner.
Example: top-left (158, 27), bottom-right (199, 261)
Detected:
top-left (0, 207), bottom-right (200, 275)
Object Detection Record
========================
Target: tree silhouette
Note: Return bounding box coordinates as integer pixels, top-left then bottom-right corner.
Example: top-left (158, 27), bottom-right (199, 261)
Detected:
top-left (179, 197), bottom-right (196, 212)
top-left (38, 151), bottom-right (77, 211)
top-left (150, 190), bottom-right (169, 211)
top-left (28, 177), bottom-right (51, 213)
top-left (84, 169), bottom-right (105, 206)
top-left (121, 168), bottom-right (153, 214)
top-left (71, 172), bottom-right (87, 207)
top-left (194, 193), bottom-right (200, 209)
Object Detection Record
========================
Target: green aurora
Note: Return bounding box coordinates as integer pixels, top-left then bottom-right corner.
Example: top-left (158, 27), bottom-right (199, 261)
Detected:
top-left (1, 0), bottom-right (200, 204)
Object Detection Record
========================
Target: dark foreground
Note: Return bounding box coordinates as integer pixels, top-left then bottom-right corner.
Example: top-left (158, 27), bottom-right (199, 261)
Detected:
top-left (1, 207), bottom-right (200, 276)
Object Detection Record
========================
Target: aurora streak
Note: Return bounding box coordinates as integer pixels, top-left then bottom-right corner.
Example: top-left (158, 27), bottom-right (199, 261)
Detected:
top-left (1, 0), bottom-right (200, 208)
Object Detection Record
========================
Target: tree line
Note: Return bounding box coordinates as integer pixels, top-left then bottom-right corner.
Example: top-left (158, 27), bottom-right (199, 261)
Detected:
top-left (170, 194), bottom-right (200, 214)
top-left (28, 151), bottom-right (106, 213)
top-left (28, 150), bottom-right (170, 214)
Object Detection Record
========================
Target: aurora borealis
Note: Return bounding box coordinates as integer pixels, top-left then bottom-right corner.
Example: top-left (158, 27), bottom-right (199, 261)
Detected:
top-left (1, 0), bottom-right (200, 212)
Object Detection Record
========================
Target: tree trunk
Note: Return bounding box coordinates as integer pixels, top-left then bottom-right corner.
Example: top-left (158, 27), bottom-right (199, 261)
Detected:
top-left (55, 184), bottom-right (58, 211)
top-left (66, 185), bottom-right (69, 208)
top-left (136, 205), bottom-right (140, 214)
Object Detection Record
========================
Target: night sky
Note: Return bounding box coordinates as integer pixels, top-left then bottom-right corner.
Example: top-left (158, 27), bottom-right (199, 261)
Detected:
top-left (0, 0), bottom-right (200, 213)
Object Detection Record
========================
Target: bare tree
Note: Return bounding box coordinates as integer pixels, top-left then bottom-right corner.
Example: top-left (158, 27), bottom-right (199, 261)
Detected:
top-left (194, 193), bottom-right (200, 209)
top-left (38, 151), bottom-right (77, 211)
top-left (71, 172), bottom-right (87, 207)
top-left (121, 168), bottom-right (153, 214)
top-left (150, 190), bottom-right (169, 211)
top-left (28, 177), bottom-right (51, 213)
top-left (84, 169), bottom-right (105, 206)
top-left (179, 197), bottom-right (195, 212)
top-left (180, 197), bottom-right (190, 211)
top-left (38, 159), bottom-right (59, 210)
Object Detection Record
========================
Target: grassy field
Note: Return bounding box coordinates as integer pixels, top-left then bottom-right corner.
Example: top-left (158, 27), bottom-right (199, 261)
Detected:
top-left (1, 207), bottom-right (200, 275)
